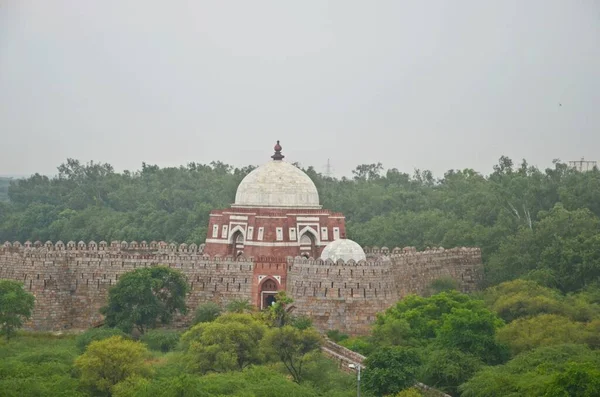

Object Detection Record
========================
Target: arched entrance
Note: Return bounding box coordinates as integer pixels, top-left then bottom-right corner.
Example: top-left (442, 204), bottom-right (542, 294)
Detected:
top-left (260, 278), bottom-right (278, 310)
top-left (230, 230), bottom-right (244, 256)
top-left (299, 232), bottom-right (317, 258)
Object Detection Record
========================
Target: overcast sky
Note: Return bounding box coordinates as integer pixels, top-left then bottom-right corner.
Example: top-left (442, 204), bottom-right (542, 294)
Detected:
top-left (1, 1), bottom-right (599, 178)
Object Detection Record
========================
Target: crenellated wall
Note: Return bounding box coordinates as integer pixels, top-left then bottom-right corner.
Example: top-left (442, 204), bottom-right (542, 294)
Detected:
top-left (285, 247), bottom-right (482, 334)
top-left (0, 241), bottom-right (482, 335)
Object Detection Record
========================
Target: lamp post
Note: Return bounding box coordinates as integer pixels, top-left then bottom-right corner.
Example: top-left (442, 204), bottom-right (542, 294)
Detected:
top-left (348, 363), bottom-right (361, 397)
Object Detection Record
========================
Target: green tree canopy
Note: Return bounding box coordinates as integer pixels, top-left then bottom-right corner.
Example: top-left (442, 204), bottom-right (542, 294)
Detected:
top-left (373, 291), bottom-right (493, 345)
top-left (180, 313), bottom-right (267, 373)
top-left (0, 279), bottom-right (35, 340)
top-left (74, 335), bottom-right (153, 395)
top-left (261, 325), bottom-right (322, 383)
top-left (363, 347), bottom-right (421, 397)
top-left (459, 344), bottom-right (600, 397)
top-left (101, 266), bottom-right (189, 334)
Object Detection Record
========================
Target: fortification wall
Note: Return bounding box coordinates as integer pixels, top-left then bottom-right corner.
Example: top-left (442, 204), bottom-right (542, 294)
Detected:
top-left (0, 241), bottom-right (252, 331)
top-left (287, 258), bottom-right (397, 335)
top-left (0, 241), bottom-right (483, 335)
top-left (390, 247), bottom-right (482, 297)
top-left (287, 247), bottom-right (483, 335)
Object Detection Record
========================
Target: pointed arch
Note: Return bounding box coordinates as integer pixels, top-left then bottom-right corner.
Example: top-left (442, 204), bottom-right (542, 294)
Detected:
top-left (229, 226), bottom-right (245, 257)
top-left (298, 226), bottom-right (319, 259)
top-left (228, 225), bottom-right (246, 241)
top-left (258, 276), bottom-right (281, 310)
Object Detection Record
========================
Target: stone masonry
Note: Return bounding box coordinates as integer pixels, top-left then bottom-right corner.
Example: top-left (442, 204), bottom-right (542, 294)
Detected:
top-left (0, 240), bottom-right (482, 335)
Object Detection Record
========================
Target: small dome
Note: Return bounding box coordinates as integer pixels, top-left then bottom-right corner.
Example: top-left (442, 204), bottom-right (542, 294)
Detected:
top-left (320, 239), bottom-right (366, 262)
top-left (233, 142), bottom-right (320, 208)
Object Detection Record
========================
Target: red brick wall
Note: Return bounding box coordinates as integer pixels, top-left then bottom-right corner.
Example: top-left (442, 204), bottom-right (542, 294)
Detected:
top-left (204, 207), bottom-right (346, 259)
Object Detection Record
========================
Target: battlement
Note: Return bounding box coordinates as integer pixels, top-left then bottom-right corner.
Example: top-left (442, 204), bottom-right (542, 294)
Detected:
top-left (2, 240), bottom-right (206, 253)
top-left (0, 240), bottom-right (483, 335)
top-left (2, 240), bottom-right (480, 261)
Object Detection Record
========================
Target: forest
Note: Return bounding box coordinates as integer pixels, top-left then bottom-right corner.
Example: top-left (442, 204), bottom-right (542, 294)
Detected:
top-left (1, 156), bottom-right (599, 290)
top-left (1, 157), bottom-right (599, 396)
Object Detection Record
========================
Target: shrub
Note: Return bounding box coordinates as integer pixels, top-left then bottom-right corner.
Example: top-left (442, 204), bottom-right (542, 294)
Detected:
top-left (75, 336), bottom-right (152, 394)
top-left (291, 315), bottom-right (313, 330)
top-left (140, 329), bottom-right (180, 352)
top-left (193, 302), bottom-right (222, 324)
top-left (75, 327), bottom-right (129, 353)
top-left (326, 329), bottom-right (349, 342)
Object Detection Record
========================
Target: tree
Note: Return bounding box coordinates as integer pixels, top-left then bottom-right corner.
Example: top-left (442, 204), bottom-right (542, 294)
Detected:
top-left (74, 336), bottom-right (152, 395)
top-left (419, 348), bottom-right (483, 396)
top-left (0, 280), bottom-right (35, 340)
top-left (363, 347), bottom-right (421, 396)
top-left (435, 307), bottom-right (508, 364)
top-left (262, 326), bottom-right (322, 383)
top-left (483, 279), bottom-right (565, 322)
top-left (544, 362), bottom-right (600, 396)
top-left (496, 314), bottom-right (590, 355)
top-left (268, 291), bottom-right (294, 327)
top-left (459, 344), bottom-right (600, 397)
top-left (373, 291), bottom-right (490, 345)
top-left (101, 266), bottom-right (189, 334)
top-left (180, 313), bottom-right (266, 373)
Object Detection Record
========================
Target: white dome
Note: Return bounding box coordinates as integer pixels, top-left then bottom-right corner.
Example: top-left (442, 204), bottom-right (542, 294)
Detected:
top-left (233, 160), bottom-right (321, 208)
top-left (320, 239), bottom-right (366, 262)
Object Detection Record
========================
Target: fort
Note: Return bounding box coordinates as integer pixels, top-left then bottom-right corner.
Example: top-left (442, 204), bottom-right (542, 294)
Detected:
top-left (0, 142), bottom-right (483, 335)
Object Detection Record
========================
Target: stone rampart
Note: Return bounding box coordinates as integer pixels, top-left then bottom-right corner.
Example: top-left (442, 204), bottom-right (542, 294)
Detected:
top-left (287, 248), bottom-right (482, 335)
top-left (0, 241), bottom-right (251, 331)
top-left (0, 241), bottom-right (482, 335)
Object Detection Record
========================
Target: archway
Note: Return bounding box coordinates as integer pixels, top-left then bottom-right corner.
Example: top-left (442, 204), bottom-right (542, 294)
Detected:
top-left (299, 232), bottom-right (317, 258)
top-left (230, 230), bottom-right (244, 256)
top-left (259, 278), bottom-right (279, 310)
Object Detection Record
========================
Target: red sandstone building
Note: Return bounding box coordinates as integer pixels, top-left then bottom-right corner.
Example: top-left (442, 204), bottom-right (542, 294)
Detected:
top-left (204, 142), bottom-right (347, 260)
top-left (203, 141), bottom-right (348, 308)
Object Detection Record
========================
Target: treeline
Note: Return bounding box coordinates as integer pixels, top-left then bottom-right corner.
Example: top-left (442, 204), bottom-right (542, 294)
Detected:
top-left (1, 157), bottom-right (599, 291)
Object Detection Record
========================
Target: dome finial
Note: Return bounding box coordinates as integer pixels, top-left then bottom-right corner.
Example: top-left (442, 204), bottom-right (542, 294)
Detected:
top-left (271, 140), bottom-right (284, 160)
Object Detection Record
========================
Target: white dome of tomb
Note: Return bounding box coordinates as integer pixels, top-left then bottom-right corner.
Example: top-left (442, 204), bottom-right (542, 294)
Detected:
top-left (233, 142), bottom-right (321, 209)
top-left (320, 239), bottom-right (366, 262)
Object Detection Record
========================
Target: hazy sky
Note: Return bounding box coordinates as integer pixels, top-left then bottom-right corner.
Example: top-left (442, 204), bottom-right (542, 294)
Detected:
top-left (1, 1), bottom-right (599, 178)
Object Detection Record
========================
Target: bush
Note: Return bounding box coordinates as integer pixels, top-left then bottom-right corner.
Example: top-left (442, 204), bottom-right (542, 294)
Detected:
top-left (141, 329), bottom-right (180, 352)
top-left (339, 336), bottom-right (375, 356)
top-left (326, 329), bottom-right (349, 342)
top-left (75, 336), bottom-right (152, 394)
top-left (291, 315), bottom-right (313, 330)
top-left (75, 328), bottom-right (129, 353)
top-left (193, 302), bottom-right (222, 324)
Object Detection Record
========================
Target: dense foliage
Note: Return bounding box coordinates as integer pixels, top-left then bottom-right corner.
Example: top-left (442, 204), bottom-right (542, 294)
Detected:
top-left (0, 311), bottom-right (357, 397)
top-left (0, 280), bottom-right (35, 340)
top-left (101, 266), bottom-right (189, 334)
top-left (1, 157), bottom-right (599, 290)
top-left (339, 280), bottom-right (600, 396)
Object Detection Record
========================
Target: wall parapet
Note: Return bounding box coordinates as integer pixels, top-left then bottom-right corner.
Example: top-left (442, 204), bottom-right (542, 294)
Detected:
top-left (3, 241), bottom-right (481, 264)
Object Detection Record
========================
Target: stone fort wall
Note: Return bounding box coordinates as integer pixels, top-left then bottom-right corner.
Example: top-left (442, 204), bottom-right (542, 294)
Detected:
top-left (287, 246), bottom-right (481, 334)
top-left (0, 240), bottom-right (482, 335)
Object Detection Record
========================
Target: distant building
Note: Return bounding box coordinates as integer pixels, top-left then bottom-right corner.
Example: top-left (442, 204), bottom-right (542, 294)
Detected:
top-left (568, 157), bottom-right (597, 172)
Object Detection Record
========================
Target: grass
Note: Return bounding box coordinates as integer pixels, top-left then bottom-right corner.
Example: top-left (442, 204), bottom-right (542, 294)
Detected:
top-left (0, 332), bottom-right (83, 396)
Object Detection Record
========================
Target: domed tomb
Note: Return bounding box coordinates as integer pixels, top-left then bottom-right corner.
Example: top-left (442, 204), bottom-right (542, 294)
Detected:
top-left (320, 238), bottom-right (366, 262)
top-left (233, 141), bottom-right (321, 209)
